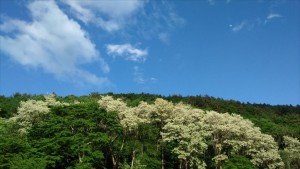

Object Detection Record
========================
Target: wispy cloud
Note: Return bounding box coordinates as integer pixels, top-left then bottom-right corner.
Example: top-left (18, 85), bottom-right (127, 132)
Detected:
top-left (128, 1), bottom-right (185, 43)
top-left (133, 66), bottom-right (157, 84)
top-left (265, 13), bottom-right (282, 24)
top-left (230, 21), bottom-right (247, 32)
top-left (158, 32), bottom-right (170, 44)
top-left (207, 0), bottom-right (216, 5)
top-left (106, 44), bottom-right (148, 62)
top-left (0, 1), bottom-right (109, 86)
top-left (229, 13), bottom-right (282, 32)
top-left (267, 13), bottom-right (282, 20)
top-left (62, 0), bottom-right (144, 32)
top-left (63, 0), bottom-right (184, 43)
top-left (0, 0), bottom-right (184, 89)
top-left (208, 0), bottom-right (232, 5)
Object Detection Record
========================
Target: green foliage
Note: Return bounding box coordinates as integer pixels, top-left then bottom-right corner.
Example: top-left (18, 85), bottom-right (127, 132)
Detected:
top-left (223, 155), bottom-right (258, 169)
top-left (135, 124), bottom-right (161, 169)
top-left (9, 155), bottom-right (47, 169)
top-left (0, 93), bottom-right (299, 169)
top-left (280, 136), bottom-right (300, 169)
top-left (73, 162), bottom-right (94, 169)
top-left (0, 94), bottom-right (30, 118)
top-left (29, 101), bottom-right (121, 168)
top-left (0, 118), bottom-right (32, 169)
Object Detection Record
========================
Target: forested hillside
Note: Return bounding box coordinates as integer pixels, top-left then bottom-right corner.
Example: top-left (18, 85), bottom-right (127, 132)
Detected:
top-left (0, 93), bottom-right (299, 169)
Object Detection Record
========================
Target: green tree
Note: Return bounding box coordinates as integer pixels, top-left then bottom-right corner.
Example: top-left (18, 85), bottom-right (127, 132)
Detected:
top-left (0, 118), bottom-right (41, 169)
top-left (280, 136), bottom-right (300, 169)
top-left (29, 102), bottom-right (121, 168)
top-left (223, 155), bottom-right (257, 169)
top-left (204, 111), bottom-right (284, 169)
top-left (161, 103), bottom-right (210, 169)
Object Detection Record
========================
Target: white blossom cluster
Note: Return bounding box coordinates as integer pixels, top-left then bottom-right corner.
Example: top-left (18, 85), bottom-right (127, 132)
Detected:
top-left (98, 96), bottom-right (154, 131)
top-left (281, 136), bottom-right (300, 167)
top-left (204, 111), bottom-right (284, 168)
top-left (98, 96), bottom-right (285, 168)
top-left (283, 136), bottom-right (300, 155)
top-left (10, 94), bottom-right (68, 134)
top-left (11, 99), bottom-right (49, 133)
top-left (44, 94), bottom-right (69, 107)
top-left (161, 103), bottom-right (209, 168)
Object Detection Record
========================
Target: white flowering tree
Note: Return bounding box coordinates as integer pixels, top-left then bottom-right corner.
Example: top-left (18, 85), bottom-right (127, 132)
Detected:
top-left (150, 98), bottom-right (175, 169)
top-left (98, 96), bottom-right (127, 113)
top-left (280, 136), bottom-right (300, 169)
top-left (44, 93), bottom-right (69, 107)
top-left (11, 99), bottom-right (49, 134)
top-left (98, 96), bottom-right (152, 131)
top-left (9, 94), bottom-right (69, 134)
top-left (98, 96), bottom-right (154, 168)
top-left (246, 131), bottom-right (284, 169)
top-left (161, 102), bottom-right (210, 169)
top-left (282, 136), bottom-right (300, 155)
top-left (204, 111), bottom-right (284, 169)
top-left (98, 96), bottom-right (284, 169)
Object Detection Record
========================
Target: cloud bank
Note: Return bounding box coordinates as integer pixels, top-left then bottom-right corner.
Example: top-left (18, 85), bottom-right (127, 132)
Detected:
top-left (0, 0), bottom-right (184, 88)
top-left (0, 1), bottom-right (109, 86)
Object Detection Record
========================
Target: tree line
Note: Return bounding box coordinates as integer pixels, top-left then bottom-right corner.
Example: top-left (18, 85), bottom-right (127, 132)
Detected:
top-left (0, 93), bottom-right (299, 169)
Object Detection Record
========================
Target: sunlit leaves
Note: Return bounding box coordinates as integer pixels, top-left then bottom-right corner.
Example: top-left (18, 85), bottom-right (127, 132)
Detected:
top-left (11, 99), bottom-right (49, 133)
top-left (98, 96), bottom-right (284, 168)
top-left (98, 96), bottom-right (153, 131)
top-left (29, 102), bottom-right (120, 168)
top-left (280, 136), bottom-right (300, 169)
top-left (162, 103), bottom-right (210, 168)
top-left (204, 111), bottom-right (284, 168)
top-left (1, 94), bottom-right (293, 168)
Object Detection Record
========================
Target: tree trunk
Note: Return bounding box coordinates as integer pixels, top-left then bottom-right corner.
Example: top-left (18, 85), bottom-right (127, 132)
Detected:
top-left (130, 150), bottom-right (136, 169)
top-left (109, 133), bottom-right (123, 169)
top-left (184, 159), bottom-right (188, 169)
top-left (161, 119), bottom-right (165, 169)
top-left (120, 130), bottom-right (127, 152)
top-left (78, 152), bottom-right (82, 163)
top-left (110, 146), bottom-right (117, 169)
top-left (179, 159), bottom-right (182, 169)
top-left (213, 131), bottom-right (222, 169)
top-left (161, 149), bottom-right (164, 169)
top-left (112, 154), bottom-right (117, 169)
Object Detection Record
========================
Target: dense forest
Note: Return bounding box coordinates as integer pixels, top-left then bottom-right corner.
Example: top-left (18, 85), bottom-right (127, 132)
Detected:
top-left (0, 93), bottom-right (299, 169)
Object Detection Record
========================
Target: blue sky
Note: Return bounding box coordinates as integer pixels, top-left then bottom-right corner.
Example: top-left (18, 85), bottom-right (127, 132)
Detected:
top-left (0, 0), bottom-right (299, 105)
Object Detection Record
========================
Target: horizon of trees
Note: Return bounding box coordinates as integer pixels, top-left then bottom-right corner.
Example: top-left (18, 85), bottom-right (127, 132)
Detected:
top-left (0, 93), bottom-right (299, 169)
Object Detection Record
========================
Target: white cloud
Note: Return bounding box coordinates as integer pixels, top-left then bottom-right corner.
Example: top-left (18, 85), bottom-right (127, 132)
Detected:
top-left (231, 21), bottom-right (247, 32)
top-left (63, 0), bottom-right (185, 43)
top-left (62, 0), bottom-right (144, 32)
top-left (267, 13), bottom-right (282, 20)
top-left (133, 66), bottom-right (157, 84)
top-left (0, 1), bottom-right (109, 86)
top-left (123, 1), bottom-right (185, 43)
top-left (229, 14), bottom-right (282, 32)
top-left (158, 32), bottom-right (170, 44)
top-left (133, 66), bottom-right (145, 84)
top-left (208, 0), bottom-right (232, 5)
top-left (106, 44), bottom-right (148, 62)
top-left (208, 0), bottom-right (216, 5)
top-left (265, 13), bottom-right (282, 24)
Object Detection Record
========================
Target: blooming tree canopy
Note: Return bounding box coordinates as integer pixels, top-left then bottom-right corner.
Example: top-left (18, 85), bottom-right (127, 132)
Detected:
top-left (98, 97), bottom-right (284, 169)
